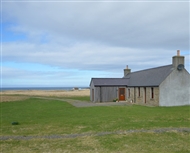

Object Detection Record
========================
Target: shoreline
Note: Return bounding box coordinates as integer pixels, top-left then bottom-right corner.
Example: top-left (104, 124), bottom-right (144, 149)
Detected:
top-left (1, 87), bottom-right (89, 92)
top-left (1, 89), bottom-right (90, 98)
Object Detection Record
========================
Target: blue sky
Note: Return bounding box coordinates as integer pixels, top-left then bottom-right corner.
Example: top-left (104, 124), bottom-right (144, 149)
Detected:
top-left (1, 0), bottom-right (189, 87)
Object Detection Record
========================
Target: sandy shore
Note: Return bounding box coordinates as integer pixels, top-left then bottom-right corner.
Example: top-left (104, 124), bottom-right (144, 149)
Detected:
top-left (0, 89), bottom-right (90, 102)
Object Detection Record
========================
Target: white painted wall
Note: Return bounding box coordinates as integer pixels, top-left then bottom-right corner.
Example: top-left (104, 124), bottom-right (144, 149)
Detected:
top-left (159, 69), bottom-right (190, 106)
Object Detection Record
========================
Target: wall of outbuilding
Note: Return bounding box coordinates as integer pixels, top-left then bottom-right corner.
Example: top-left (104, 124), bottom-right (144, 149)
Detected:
top-left (90, 82), bottom-right (94, 102)
top-left (90, 85), bottom-right (119, 102)
top-left (159, 69), bottom-right (190, 106)
top-left (99, 86), bottom-right (118, 102)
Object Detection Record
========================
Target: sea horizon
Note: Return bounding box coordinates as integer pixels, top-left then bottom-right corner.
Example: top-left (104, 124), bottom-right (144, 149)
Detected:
top-left (1, 86), bottom-right (89, 91)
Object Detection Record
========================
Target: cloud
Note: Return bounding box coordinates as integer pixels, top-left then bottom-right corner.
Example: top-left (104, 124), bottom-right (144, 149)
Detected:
top-left (1, 1), bottom-right (189, 87)
top-left (3, 40), bottom-right (176, 71)
top-left (3, 2), bottom-right (189, 49)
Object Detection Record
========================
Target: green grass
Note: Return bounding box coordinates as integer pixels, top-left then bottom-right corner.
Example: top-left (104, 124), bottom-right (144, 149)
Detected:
top-left (0, 97), bottom-right (190, 152)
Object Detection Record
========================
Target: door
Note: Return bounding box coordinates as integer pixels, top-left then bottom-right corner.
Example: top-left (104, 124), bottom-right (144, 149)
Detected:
top-left (119, 88), bottom-right (125, 101)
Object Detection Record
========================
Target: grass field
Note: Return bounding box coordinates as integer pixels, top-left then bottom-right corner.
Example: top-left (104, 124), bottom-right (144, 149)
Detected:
top-left (1, 96), bottom-right (190, 153)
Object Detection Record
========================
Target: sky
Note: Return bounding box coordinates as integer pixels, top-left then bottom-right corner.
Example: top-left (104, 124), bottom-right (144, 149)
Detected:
top-left (1, 0), bottom-right (189, 88)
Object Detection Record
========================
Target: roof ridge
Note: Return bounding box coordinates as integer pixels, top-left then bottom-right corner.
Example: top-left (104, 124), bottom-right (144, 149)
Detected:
top-left (92, 78), bottom-right (124, 79)
top-left (129, 64), bottom-right (173, 74)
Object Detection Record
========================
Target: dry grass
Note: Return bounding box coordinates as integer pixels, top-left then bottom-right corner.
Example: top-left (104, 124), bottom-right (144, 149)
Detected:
top-left (1, 137), bottom-right (103, 153)
top-left (0, 96), bottom-right (29, 102)
top-left (0, 89), bottom-right (90, 102)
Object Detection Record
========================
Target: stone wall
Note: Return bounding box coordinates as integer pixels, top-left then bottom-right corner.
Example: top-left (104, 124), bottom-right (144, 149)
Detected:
top-left (145, 87), bottom-right (159, 106)
top-left (126, 87), bottom-right (134, 103)
top-left (126, 87), bottom-right (159, 106)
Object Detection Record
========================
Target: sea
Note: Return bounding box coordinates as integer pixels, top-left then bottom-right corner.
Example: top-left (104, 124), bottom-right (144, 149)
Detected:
top-left (1, 87), bottom-right (89, 91)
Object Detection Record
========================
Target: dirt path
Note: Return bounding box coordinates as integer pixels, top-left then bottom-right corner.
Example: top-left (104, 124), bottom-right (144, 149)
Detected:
top-left (33, 97), bottom-right (130, 107)
top-left (31, 96), bottom-right (131, 107)
top-left (1, 95), bottom-right (131, 107)
top-left (1, 128), bottom-right (189, 140)
top-left (1, 93), bottom-right (131, 108)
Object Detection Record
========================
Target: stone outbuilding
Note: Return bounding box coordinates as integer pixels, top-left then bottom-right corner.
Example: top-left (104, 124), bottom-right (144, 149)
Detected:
top-left (89, 51), bottom-right (190, 106)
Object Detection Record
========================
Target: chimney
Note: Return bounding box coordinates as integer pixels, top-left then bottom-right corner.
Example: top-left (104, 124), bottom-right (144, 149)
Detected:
top-left (124, 65), bottom-right (131, 77)
top-left (172, 50), bottom-right (185, 68)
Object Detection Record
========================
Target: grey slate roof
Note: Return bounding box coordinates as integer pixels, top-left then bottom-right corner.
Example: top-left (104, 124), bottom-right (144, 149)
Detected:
top-left (91, 78), bottom-right (129, 86)
top-left (125, 64), bottom-right (173, 87)
top-left (91, 65), bottom-right (173, 87)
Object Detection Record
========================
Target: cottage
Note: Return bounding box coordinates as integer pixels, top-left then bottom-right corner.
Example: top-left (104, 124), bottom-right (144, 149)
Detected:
top-left (89, 50), bottom-right (190, 106)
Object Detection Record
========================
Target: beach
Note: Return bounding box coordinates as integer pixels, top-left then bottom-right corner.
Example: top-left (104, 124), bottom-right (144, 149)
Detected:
top-left (0, 89), bottom-right (90, 102)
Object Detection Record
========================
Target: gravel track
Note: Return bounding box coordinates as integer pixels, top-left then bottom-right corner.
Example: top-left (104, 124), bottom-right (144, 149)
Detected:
top-left (1, 128), bottom-right (190, 140)
top-left (32, 96), bottom-right (131, 107)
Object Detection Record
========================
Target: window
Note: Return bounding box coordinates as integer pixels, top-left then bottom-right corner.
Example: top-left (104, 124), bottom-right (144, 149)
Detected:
top-left (128, 89), bottom-right (130, 98)
top-left (138, 87), bottom-right (140, 97)
top-left (151, 87), bottom-right (154, 99)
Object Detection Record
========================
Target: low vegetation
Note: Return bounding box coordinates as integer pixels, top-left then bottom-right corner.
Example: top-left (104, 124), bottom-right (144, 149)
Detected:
top-left (0, 96), bottom-right (189, 153)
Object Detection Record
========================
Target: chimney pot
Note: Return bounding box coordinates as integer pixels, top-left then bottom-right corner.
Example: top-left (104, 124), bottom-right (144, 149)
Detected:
top-left (177, 50), bottom-right (180, 56)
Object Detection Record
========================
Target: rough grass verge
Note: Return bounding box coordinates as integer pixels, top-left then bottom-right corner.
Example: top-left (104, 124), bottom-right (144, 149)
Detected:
top-left (0, 97), bottom-right (189, 153)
